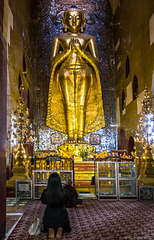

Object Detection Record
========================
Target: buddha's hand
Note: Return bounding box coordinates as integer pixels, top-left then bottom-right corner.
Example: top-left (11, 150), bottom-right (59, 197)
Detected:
top-left (69, 38), bottom-right (81, 53)
top-left (74, 39), bottom-right (81, 49)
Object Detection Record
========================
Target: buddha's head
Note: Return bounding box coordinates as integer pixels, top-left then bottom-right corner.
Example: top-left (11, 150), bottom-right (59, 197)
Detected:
top-left (62, 6), bottom-right (86, 33)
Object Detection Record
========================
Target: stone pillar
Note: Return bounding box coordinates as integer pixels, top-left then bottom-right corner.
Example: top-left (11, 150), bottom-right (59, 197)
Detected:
top-left (0, 0), bottom-right (7, 239)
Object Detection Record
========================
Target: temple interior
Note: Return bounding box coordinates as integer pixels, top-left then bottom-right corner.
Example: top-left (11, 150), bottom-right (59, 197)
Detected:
top-left (0, 0), bottom-right (154, 239)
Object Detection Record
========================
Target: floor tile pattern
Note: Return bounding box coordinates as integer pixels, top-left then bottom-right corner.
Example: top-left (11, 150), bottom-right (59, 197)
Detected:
top-left (7, 200), bottom-right (154, 240)
top-left (6, 199), bottom-right (31, 206)
top-left (6, 199), bottom-right (31, 239)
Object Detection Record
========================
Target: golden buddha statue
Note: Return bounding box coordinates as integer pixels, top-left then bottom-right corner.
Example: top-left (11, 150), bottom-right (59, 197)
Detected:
top-left (46, 6), bottom-right (105, 143)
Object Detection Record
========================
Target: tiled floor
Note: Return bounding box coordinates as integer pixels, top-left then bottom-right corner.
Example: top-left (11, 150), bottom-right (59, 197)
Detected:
top-left (5, 199), bottom-right (30, 239)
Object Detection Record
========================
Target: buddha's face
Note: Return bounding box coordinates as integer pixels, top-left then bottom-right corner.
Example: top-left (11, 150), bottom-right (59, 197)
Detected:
top-left (64, 10), bottom-right (85, 33)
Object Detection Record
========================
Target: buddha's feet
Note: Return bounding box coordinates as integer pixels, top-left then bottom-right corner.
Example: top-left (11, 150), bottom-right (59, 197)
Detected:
top-left (77, 137), bottom-right (87, 144)
top-left (67, 137), bottom-right (76, 144)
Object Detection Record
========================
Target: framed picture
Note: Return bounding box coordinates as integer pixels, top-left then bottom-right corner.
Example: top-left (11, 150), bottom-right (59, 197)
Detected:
top-left (89, 134), bottom-right (101, 145)
top-left (139, 186), bottom-right (154, 202)
top-left (51, 133), bottom-right (63, 145)
top-left (16, 180), bottom-right (32, 199)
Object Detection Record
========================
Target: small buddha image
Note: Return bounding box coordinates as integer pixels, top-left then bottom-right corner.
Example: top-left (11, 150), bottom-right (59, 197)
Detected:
top-left (46, 5), bottom-right (105, 143)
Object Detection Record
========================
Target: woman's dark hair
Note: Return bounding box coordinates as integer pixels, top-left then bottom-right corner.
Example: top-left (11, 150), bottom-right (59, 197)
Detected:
top-left (47, 172), bottom-right (65, 205)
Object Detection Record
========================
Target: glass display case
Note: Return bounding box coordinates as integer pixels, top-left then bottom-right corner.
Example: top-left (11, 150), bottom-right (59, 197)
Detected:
top-left (95, 161), bottom-right (137, 200)
top-left (95, 162), bottom-right (117, 200)
top-left (33, 170), bottom-right (73, 199)
top-left (118, 162), bottom-right (137, 199)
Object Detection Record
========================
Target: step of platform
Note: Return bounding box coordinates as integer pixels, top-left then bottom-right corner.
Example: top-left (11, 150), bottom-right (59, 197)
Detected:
top-left (78, 193), bottom-right (97, 199)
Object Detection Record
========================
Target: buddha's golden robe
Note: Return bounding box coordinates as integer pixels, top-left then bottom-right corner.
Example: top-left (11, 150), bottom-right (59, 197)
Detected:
top-left (46, 33), bottom-right (105, 136)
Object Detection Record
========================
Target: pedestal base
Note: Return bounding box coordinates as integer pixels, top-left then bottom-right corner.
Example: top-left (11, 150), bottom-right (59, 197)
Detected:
top-left (138, 185), bottom-right (154, 202)
top-left (58, 142), bottom-right (96, 194)
top-left (7, 164), bottom-right (30, 188)
top-left (6, 187), bottom-right (15, 198)
top-left (137, 142), bottom-right (154, 186)
top-left (74, 159), bottom-right (95, 194)
top-left (138, 176), bottom-right (154, 186)
top-left (58, 142), bottom-right (96, 158)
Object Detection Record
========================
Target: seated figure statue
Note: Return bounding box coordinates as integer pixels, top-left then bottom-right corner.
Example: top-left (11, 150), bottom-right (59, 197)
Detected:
top-left (46, 6), bottom-right (105, 143)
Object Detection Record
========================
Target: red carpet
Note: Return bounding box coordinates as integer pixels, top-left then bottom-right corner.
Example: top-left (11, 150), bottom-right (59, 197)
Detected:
top-left (7, 199), bottom-right (154, 240)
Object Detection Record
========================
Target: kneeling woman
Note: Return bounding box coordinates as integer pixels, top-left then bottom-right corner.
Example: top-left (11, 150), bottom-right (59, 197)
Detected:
top-left (40, 172), bottom-right (71, 239)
